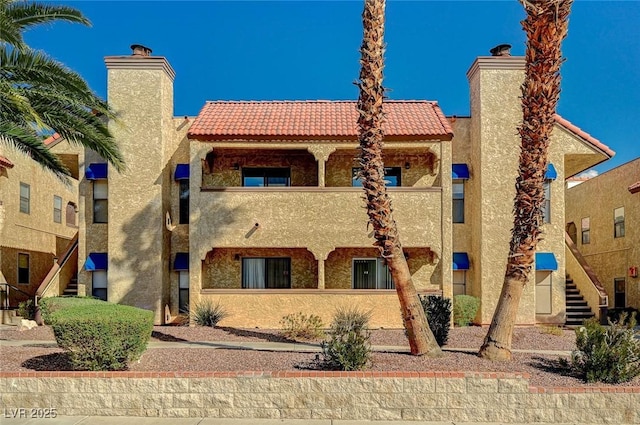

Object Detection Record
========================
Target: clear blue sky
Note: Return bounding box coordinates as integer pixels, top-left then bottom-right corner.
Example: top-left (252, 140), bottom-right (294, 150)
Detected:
top-left (26, 1), bottom-right (639, 174)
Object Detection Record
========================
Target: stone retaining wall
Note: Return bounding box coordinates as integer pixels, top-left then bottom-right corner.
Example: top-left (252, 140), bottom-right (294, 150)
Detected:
top-left (1, 371), bottom-right (639, 423)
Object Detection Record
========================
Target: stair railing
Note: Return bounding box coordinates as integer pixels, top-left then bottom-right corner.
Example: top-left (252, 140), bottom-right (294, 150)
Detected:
top-left (0, 282), bottom-right (34, 310)
top-left (564, 232), bottom-right (608, 322)
top-left (35, 233), bottom-right (79, 304)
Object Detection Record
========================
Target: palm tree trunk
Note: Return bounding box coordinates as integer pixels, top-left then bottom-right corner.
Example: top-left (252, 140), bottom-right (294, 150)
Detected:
top-left (356, 0), bottom-right (441, 357)
top-left (479, 0), bottom-right (573, 361)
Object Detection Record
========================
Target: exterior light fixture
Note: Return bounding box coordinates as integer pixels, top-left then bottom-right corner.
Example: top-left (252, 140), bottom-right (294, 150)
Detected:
top-left (404, 162), bottom-right (411, 169)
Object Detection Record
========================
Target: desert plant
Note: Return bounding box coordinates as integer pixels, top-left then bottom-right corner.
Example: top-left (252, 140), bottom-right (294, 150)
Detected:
top-left (280, 312), bottom-right (324, 339)
top-left (191, 299), bottom-right (229, 327)
top-left (562, 313), bottom-right (640, 384)
top-left (453, 295), bottom-right (480, 327)
top-left (50, 303), bottom-right (153, 371)
top-left (419, 295), bottom-right (451, 346)
top-left (321, 306), bottom-right (372, 371)
top-left (17, 299), bottom-right (36, 320)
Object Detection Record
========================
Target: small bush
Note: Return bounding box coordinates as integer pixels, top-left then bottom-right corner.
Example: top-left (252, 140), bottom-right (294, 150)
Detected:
top-left (191, 299), bottom-right (229, 327)
top-left (419, 295), bottom-right (451, 346)
top-left (50, 303), bottom-right (153, 371)
top-left (280, 312), bottom-right (324, 340)
top-left (39, 296), bottom-right (106, 325)
top-left (563, 313), bottom-right (640, 384)
top-left (453, 295), bottom-right (480, 327)
top-left (321, 306), bottom-right (372, 371)
top-left (17, 299), bottom-right (36, 320)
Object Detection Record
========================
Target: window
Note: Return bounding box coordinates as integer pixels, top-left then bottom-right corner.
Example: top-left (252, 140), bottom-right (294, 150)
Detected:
top-left (614, 278), bottom-right (626, 309)
top-left (92, 270), bottom-right (107, 301)
top-left (178, 271), bottom-right (189, 313)
top-left (242, 257), bottom-right (291, 289)
top-left (17, 253), bottom-right (29, 285)
top-left (452, 181), bottom-right (464, 223)
top-left (93, 180), bottom-right (108, 223)
top-left (66, 202), bottom-right (77, 226)
top-left (19, 183), bottom-right (30, 214)
top-left (614, 207), bottom-right (625, 238)
top-left (352, 258), bottom-right (394, 289)
top-left (542, 181), bottom-right (551, 223)
top-left (453, 270), bottom-right (466, 296)
top-left (352, 167), bottom-right (401, 187)
top-left (242, 168), bottom-right (290, 187)
top-left (581, 217), bottom-right (590, 244)
top-left (53, 195), bottom-right (62, 223)
top-left (179, 180), bottom-right (189, 224)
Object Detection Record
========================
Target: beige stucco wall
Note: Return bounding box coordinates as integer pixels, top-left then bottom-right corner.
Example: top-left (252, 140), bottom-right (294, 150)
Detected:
top-left (565, 158), bottom-right (640, 309)
top-left (0, 144), bottom-right (78, 303)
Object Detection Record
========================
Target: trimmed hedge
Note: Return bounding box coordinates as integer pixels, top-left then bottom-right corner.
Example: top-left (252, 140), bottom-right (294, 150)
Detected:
top-left (39, 296), bottom-right (106, 325)
top-left (453, 295), bottom-right (480, 327)
top-left (49, 302), bottom-right (153, 371)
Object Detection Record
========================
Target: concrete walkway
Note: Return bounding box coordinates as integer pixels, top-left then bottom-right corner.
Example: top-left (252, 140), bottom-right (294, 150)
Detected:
top-left (0, 338), bottom-right (573, 356)
top-left (0, 417), bottom-right (592, 425)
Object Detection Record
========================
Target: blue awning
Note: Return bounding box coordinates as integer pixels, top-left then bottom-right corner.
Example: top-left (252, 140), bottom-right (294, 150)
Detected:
top-left (174, 253), bottom-right (189, 270)
top-left (85, 163), bottom-right (108, 180)
top-left (174, 164), bottom-right (190, 180)
top-left (452, 164), bottom-right (470, 179)
top-left (535, 253), bottom-right (558, 271)
top-left (452, 252), bottom-right (470, 270)
top-left (545, 163), bottom-right (557, 180)
top-left (85, 253), bottom-right (108, 270)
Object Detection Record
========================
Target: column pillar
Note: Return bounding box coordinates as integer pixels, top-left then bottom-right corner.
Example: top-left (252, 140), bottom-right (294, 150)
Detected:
top-left (309, 246), bottom-right (333, 290)
top-left (307, 146), bottom-right (336, 187)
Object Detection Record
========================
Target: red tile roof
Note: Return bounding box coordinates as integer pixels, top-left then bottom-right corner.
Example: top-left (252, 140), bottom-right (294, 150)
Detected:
top-left (629, 181), bottom-right (640, 194)
top-left (188, 100), bottom-right (453, 141)
top-left (43, 133), bottom-right (62, 146)
top-left (554, 115), bottom-right (615, 158)
top-left (0, 155), bottom-right (14, 168)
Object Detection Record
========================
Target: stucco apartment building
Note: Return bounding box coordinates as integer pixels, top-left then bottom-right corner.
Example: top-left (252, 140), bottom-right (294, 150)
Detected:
top-left (3, 44), bottom-right (614, 328)
top-left (0, 140), bottom-right (80, 316)
top-left (565, 158), bottom-right (640, 312)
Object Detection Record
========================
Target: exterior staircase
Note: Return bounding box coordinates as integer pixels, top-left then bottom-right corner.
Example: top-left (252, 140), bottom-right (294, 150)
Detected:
top-left (565, 276), bottom-right (595, 326)
top-left (62, 277), bottom-right (78, 296)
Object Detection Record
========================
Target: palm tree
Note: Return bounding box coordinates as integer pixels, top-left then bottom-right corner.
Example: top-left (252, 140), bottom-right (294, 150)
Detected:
top-left (0, 0), bottom-right (123, 180)
top-left (355, 0), bottom-right (441, 356)
top-left (479, 0), bottom-right (573, 361)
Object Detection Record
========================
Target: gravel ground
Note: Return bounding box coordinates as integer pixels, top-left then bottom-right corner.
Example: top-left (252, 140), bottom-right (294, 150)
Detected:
top-left (2, 324), bottom-right (638, 388)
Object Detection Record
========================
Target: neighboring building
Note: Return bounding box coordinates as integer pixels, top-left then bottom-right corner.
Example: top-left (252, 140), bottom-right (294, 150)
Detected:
top-left (0, 139), bottom-right (80, 314)
top-left (565, 158), bottom-right (640, 312)
top-left (68, 44), bottom-right (615, 327)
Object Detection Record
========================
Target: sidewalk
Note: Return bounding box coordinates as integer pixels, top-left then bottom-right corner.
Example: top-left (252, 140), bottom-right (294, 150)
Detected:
top-left (0, 338), bottom-right (573, 356)
top-left (0, 417), bottom-right (591, 425)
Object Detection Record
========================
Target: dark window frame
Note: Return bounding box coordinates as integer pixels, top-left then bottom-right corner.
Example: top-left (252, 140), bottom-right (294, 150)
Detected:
top-left (19, 182), bottom-right (30, 214)
top-left (352, 258), bottom-right (395, 290)
top-left (17, 253), bottom-right (29, 285)
top-left (453, 180), bottom-right (465, 223)
top-left (241, 257), bottom-right (291, 289)
top-left (352, 167), bottom-right (402, 187)
top-left (581, 217), bottom-right (590, 244)
top-left (179, 179), bottom-right (189, 224)
top-left (93, 180), bottom-right (108, 224)
top-left (53, 195), bottom-right (62, 223)
top-left (242, 168), bottom-right (291, 187)
top-left (614, 207), bottom-right (625, 238)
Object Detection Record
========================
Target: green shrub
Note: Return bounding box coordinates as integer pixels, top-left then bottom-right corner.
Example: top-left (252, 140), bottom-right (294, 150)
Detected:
top-left (562, 313), bottom-right (640, 384)
top-left (419, 295), bottom-right (451, 346)
top-left (39, 296), bottom-right (106, 325)
top-left (321, 306), bottom-right (372, 371)
top-left (50, 303), bottom-right (153, 371)
top-left (453, 295), bottom-right (480, 327)
top-left (17, 299), bottom-right (36, 320)
top-left (191, 299), bottom-right (229, 327)
top-left (280, 312), bottom-right (324, 339)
